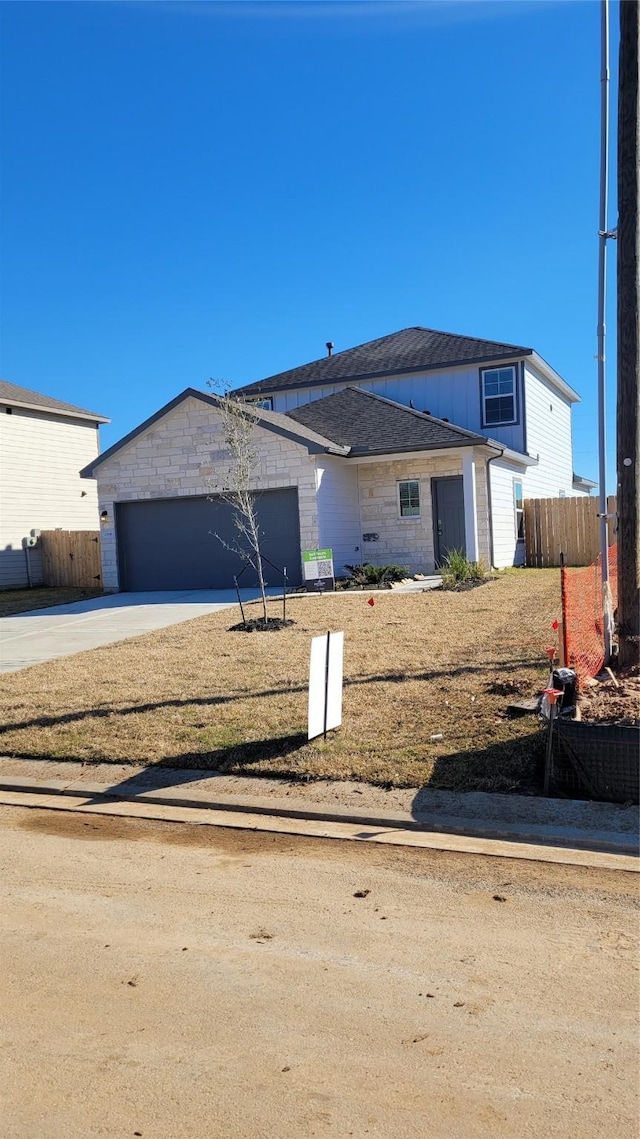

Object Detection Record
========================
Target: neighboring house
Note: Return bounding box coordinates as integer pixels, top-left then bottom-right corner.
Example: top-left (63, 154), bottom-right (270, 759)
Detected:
top-left (0, 381), bottom-right (110, 588)
top-left (81, 327), bottom-right (595, 592)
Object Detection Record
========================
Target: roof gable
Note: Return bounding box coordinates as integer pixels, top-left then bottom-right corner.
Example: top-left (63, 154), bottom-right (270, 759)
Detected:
top-left (237, 326), bottom-right (533, 397)
top-left (285, 386), bottom-right (490, 456)
top-left (0, 380), bottom-right (109, 423)
top-left (81, 388), bottom-right (347, 477)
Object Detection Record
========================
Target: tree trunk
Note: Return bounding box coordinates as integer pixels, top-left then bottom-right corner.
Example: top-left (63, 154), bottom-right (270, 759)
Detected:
top-left (616, 0), bottom-right (640, 667)
top-left (249, 510), bottom-right (269, 623)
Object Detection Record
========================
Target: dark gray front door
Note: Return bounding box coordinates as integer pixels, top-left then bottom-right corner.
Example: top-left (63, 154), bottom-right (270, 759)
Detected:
top-left (432, 476), bottom-right (465, 566)
top-left (116, 490), bottom-right (301, 591)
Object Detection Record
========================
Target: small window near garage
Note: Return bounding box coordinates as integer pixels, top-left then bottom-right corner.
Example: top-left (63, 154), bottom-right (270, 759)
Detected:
top-left (481, 366), bottom-right (517, 427)
top-left (559, 489), bottom-right (566, 498)
top-left (514, 480), bottom-right (524, 542)
top-left (398, 479), bottom-right (420, 518)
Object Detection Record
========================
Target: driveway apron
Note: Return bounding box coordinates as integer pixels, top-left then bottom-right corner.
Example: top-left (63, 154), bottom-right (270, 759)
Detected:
top-left (0, 589), bottom-right (278, 674)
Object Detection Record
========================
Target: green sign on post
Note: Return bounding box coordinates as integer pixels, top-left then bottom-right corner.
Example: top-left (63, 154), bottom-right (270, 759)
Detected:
top-left (303, 549), bottom-right (335, 592)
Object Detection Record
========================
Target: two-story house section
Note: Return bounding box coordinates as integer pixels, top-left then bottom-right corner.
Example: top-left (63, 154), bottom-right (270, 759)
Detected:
top-left (0, 381), bottom-right (109, 588)
top-left (237, 327), bottom-right (595, 570)
top-left (82, 327), bottom-right (595, 593)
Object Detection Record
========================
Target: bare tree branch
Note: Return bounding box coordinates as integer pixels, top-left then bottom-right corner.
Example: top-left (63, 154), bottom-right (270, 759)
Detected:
top-left (206, 380), bottom-right (269, 623)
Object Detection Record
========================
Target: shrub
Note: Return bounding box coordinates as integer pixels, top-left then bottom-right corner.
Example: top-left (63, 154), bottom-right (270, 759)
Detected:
top-left (440, 549), bottom-right (487, 588)
top-left (343, 563), bottom-right (409, 588)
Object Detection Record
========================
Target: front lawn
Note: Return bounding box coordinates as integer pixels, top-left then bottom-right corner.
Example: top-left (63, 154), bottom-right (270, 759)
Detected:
top-left (0, 571), bottom-right (560, 793)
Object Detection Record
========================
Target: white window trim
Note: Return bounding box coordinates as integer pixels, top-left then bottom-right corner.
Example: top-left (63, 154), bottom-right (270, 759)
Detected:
top-left (481, 365), bottom-right (518, 428)
top-left (397, 478), bottom-right (421, 519)
top-left (513, 478), bottom-right (524, 543)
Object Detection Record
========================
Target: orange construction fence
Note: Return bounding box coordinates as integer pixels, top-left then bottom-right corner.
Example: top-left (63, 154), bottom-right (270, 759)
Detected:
top-left (561, 545), bottom-right (618, 682)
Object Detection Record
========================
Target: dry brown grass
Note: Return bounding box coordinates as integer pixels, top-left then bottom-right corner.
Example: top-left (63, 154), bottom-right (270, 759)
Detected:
top-left (0, 587), bottom-right (103, 617)
top-left (0, 571), bottom-right (561, 792)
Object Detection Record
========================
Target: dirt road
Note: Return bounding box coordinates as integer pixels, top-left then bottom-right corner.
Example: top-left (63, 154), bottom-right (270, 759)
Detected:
top-left (1, 805), bottom-right (637, 1138)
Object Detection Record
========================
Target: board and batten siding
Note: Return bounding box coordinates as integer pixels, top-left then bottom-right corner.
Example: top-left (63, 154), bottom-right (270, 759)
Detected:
top-left (488, 458), bottom-right (526, 568)
top-left (314, 458), bottom-right (361, 575)
top-left (0, 407), bottom-right (101, 588)
top-left (270, 361), bottom-right (527, 454)
top-left (92, 396), bottom-right (320, 591)
top-left (522, 364), bottom-right (578, 498)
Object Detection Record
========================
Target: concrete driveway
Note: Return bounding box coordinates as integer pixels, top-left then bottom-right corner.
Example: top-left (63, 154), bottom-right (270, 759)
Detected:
top-left (0, 588), bottom-right (280, 674)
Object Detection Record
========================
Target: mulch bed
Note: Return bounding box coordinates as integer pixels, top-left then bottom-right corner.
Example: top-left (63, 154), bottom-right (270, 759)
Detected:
top-left (229, 618), bottom-right (296, 633)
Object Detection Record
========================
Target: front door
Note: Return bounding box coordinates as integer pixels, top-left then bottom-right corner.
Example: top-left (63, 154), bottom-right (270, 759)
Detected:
top-left (432, 476), bottom-right (465, 566)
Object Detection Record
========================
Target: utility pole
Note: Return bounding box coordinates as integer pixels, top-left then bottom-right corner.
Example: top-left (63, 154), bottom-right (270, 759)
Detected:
top-left (597, 0), bottom-right (614, 663)
top-left (616, 0), bottom-right (640, 668)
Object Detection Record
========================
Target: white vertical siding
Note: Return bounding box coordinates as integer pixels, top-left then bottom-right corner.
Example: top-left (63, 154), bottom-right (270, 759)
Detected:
top-left (270, 361), bottom-right (527, 452)
top-left (488, 458), bottom-right (526, 568)
top-left (314, 458), bottom-right (361, 575)
top-left (276, 386), bottom-right (344, 413)
top-left (0, 408), bottom-right (102, 588)
top-left (522, 364), bottom-right (577, 497)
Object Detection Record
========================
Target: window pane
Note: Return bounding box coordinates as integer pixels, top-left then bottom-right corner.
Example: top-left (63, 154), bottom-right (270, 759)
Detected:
top-left (399, 480), bottom-right (420, 516)
top-left (484, 376), bottom-right (499, 396)
top-left (514, 481), bottom-right (523, 510)
top-left (517, 511), bottom-right (524, 540)
top-left (485, 395), bottom-right (515, 424)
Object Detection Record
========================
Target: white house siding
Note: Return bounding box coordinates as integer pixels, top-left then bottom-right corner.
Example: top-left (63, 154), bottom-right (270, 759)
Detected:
top-left (355, 449), bottom-right (490, 576)
top-left (92, 397), bottom-right (319, 591)
top-left (314, 458), bottom-right (361, 575)
top-left (523, 364), bottom-right (578, 497)
top-left (0, 408), bottom-right (101, 588)
top-left (270, 362), bottom-right (526, 453)
top-left (488, 458), bottom-right (527, 568)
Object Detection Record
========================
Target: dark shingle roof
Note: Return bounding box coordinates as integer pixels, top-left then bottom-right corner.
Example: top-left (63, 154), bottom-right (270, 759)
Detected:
top-left (285, 386), bottom-right (488, 455)
top-left (237, 326), bottom-right (532, 397)
top-left (0, 380), bottom-right (109, 422)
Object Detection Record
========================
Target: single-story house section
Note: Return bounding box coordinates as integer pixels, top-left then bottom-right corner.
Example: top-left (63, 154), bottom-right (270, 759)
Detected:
top-left (82, 383), bottom-right (542, 593)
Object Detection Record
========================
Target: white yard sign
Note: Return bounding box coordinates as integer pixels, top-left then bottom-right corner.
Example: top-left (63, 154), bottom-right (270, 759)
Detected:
top-left (308, 631), bottom-right (344, 741)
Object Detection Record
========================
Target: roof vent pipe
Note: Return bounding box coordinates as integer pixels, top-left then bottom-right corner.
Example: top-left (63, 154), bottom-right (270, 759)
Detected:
top-left (326, 341), bottom-right (334, 357)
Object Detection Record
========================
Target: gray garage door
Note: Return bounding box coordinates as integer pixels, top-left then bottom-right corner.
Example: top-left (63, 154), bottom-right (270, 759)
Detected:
top-left (116, 490), bottom-right (302, 591)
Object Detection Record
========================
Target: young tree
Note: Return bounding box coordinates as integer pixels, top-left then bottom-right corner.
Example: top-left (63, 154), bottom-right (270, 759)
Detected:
top-left (207, 383), bottom-right (269, 624)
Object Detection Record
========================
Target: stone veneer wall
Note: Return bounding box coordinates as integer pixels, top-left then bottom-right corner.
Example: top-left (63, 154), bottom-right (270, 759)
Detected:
top-left (356, 451), bottom-right (490, 575)
top-left (94, 397), bottom-right (319, 590)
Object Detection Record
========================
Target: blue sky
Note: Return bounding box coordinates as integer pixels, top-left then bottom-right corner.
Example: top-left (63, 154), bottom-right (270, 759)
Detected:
top-left (0, 0), bottom-right (619, 488)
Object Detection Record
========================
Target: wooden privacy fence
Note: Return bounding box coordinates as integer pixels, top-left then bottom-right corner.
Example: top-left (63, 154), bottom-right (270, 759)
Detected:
top-left (524, 496), bottom-right (617, 567)
top-left (40, 530), bottom-right (102, 588)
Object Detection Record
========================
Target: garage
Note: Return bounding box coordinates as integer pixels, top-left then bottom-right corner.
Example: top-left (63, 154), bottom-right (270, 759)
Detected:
top-left (115, 489), bottom-right (302, 591)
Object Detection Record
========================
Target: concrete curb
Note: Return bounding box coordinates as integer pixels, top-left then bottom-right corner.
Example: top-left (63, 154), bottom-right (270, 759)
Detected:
top-left (1, 775), bottom-right (637, 860)
top-left (0, 786), bottom-right (637, 872)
